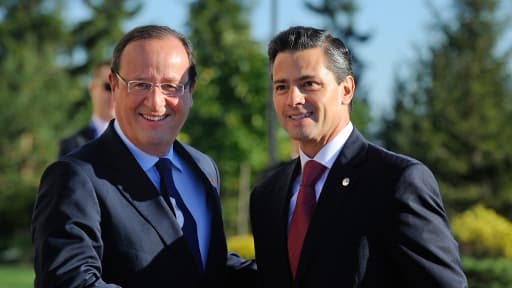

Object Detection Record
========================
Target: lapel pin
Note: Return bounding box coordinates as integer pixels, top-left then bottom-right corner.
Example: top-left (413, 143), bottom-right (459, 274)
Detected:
top-left (341, 177), bottom-right (350, 187)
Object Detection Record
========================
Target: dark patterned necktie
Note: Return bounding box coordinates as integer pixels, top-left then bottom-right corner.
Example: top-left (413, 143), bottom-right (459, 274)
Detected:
top-left (156, 158), bottom-right (202, 271)
top-left (288, 160), bottom-right (326, 278)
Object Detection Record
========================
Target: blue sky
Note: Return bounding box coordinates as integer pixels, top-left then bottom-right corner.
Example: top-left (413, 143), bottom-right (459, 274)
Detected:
top-left (68, 0), bottom-right (463, 118)
top-left (117, 0), bottom-right (453, 118)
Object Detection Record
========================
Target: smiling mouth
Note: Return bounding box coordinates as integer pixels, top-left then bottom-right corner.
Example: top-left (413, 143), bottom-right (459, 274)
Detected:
top-left (141, 114), bottom-right (168, 121)
top-left (289, 112), bottom-right (313, 120)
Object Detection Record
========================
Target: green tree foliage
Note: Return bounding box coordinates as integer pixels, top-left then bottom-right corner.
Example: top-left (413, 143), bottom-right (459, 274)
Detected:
top-left (379, 0), bottom-right (512, 217)
top-left (305, 0), bottom-right (372, 134)
top-left (0, 0), bottom-right (80, 248)
top-left (64, 0), bottom-right (141, 128)
top-left (70, 0), bottom-right (141, 76)
top-left (0, 0), bottom-right (139, 257)
top-left (186, 0), bottom-right (270, 234)
top-left (462, 257), bottom-right (512, 288)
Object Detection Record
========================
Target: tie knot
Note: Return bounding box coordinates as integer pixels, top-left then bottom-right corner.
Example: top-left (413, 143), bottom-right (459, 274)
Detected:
top-left (155, 158), bottom-right (173, 176)
top-left (301, 160), bottom-right (326, 187)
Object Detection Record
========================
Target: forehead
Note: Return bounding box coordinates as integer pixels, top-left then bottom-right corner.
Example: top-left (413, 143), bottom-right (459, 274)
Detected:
top-left (272, 47), bottom-right (331, 80)
top-left (120, 37), bottom-right (190, 73)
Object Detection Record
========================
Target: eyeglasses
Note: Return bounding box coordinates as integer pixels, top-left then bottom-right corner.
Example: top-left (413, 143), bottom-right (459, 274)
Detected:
top-left (114, 72), bottom-right (188, 97)
top-left (103, 83), bottom-right (112, 92)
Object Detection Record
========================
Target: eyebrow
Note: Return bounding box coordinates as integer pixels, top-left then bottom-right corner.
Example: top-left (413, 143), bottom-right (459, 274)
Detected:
top-left (129, 75), bottom-right (186, 84)
top-left (273, 75), bottom-right (316, 84)
top-left (272, 79), bottom-right (287, 84)
top-left (298, 75), bottom-right (316, 81)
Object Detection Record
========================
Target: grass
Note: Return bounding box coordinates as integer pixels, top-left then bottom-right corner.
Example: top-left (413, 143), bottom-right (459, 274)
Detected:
top-left (0, 264), bottom-right (34, 288)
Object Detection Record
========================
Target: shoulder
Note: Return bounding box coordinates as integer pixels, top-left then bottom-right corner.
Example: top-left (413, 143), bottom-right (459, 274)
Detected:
top-left (60, 126), bottom-right (95, 144)
top-left (367, 142), bottom-right (425, 171)
top-left (364, 142), bottom-right (438, 188)
top-left (38, 159), bottom-right (98, 207)
top-left (175, 141), bottom-right (220, 189)
top-left (58, 126), bottom-right (96, 157)
top-left (257, 160), bottom-right (295, 183)
top-left (366, 142), bottom-right (440, 196)
top-left (253, 158), bottom-right (298, 196)
top-left (176, 141), bottom-right (216, 167)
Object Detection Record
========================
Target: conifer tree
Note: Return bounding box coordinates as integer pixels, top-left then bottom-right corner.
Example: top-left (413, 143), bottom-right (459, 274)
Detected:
top-left (0, 0), bottom-right (140, 256)
top-left (380, 0), bottom-right (512, 217)
top-left (186, 0), bottom-right (269, 234)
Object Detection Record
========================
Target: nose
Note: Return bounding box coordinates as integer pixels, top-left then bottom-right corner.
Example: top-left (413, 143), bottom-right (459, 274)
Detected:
top-left (287, 86), bottom-right (305, 107)
top-left (144, 86), bottom-right (167, 110)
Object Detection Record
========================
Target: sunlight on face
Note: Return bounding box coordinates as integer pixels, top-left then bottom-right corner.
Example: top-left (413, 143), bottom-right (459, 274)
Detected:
top-left (272, 47), bottom-right (353, 156)
top-left (111, 37), bottom-right (193, 156)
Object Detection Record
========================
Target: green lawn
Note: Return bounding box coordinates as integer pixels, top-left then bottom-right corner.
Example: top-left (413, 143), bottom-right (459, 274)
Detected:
top-left (0, 264), bottom-right (34, 288)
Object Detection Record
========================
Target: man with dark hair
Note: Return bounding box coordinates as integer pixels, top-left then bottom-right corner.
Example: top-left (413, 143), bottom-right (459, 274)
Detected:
top-left (58, 60), bottom-right (114, 157)
top-left (32, 25), bottom-right (254, 288)
top-left (250, 26), bottom-right (467, 287)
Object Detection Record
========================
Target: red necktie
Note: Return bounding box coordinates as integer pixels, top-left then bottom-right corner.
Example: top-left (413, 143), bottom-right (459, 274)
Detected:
top-left (288, 160), bottom-right (326, 278)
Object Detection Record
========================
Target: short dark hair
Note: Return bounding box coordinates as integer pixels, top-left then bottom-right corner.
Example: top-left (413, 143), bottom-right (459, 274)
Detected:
top-left (267, 26), bottom-right (352, 83)
top-left (111, 25), bottom-right (197, 86)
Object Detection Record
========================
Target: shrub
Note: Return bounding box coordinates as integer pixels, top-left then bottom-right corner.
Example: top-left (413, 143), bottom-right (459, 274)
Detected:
top-left (452, 204), bottom-right (512, 258)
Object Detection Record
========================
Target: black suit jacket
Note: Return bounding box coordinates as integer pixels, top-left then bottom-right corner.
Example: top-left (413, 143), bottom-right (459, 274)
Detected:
top-left (58, 124), bottom-right (96, 158)
top-left (33, 122), bottom-right (253, 288)
top-left (250, 128), bottom-right (467, 288)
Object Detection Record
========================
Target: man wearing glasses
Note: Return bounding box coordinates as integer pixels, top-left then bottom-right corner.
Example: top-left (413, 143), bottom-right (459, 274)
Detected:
top-left (32, 25), bottom-right (255, 288)
top-left (58, 59), bottom-right (115, 158)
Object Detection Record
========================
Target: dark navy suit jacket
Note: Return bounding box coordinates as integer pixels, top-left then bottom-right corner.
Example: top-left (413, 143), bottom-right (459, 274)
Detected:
top-left (58, 124), bottom-right (96, 158)
top-left (33, 122), bottom-right (254, 288)
top-left (250, 128), bottom-right (467, 288)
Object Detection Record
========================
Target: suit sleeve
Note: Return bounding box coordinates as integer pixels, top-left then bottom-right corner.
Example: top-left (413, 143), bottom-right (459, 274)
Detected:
top-left (31, 161), bottom-right (120, 288)
top-left (391, 163), bottom-right (468, 287)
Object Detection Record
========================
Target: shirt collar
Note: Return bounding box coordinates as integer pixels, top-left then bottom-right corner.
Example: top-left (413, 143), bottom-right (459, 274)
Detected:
top-left (113, 120), bottom-right (183, 172)
top-left (91, 115), bottom-right (110, 136)
top-left (299, 122), bottom-right (353, 170)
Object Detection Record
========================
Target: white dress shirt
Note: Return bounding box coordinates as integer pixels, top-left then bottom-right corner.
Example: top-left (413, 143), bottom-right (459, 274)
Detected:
top-left (288, 122), bottom-right (354, 224)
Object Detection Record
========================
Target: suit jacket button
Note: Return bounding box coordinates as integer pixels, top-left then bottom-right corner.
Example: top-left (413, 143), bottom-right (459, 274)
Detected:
top-left (341, 177), bottom-right (350, 186)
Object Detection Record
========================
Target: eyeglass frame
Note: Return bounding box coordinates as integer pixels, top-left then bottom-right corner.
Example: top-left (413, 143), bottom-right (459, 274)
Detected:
top-left (113, 71), bottom-right (190, 97)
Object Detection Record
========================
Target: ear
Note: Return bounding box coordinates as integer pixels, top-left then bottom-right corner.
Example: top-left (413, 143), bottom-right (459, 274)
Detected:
top-left (340, 75), bottom-right (355, 105)
top-left (108, 73), bottom-right (116, 93)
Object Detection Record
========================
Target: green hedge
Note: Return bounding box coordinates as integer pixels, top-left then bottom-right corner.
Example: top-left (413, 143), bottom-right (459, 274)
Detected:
top-left (0, 264), bottom-right (33, 288)
top-left (463, 257), bottom-right (512, 288)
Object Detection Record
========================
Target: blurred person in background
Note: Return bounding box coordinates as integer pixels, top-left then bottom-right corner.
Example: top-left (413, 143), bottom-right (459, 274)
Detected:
top-left (32, 25), bottom-right (255, 288)
top-left (250, 26), bottom-right (467, 288)
top-left (58, 59), bottom-right (115, 158)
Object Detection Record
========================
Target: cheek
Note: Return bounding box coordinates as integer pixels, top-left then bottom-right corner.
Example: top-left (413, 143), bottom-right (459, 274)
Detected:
top-left (337, 94), bottom-right (343, 105)
top-left (114, 94), bottom-right (138, 113)
top-left (273, 96), bottom-right (285, 111)
top-left (183, 94), bottom-right (193, 107)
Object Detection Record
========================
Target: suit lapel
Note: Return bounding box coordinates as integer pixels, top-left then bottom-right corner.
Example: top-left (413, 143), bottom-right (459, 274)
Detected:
top-left (296, 128), bottom-right (369, 280)
top-left (276, 160), bottom-right (301, 245)
top-left (97, 124), bottom-right (183, 245)
top-left (267, 160), bottom-right (301, 287)
top-left (173, 141), bottom-right (228, 275)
